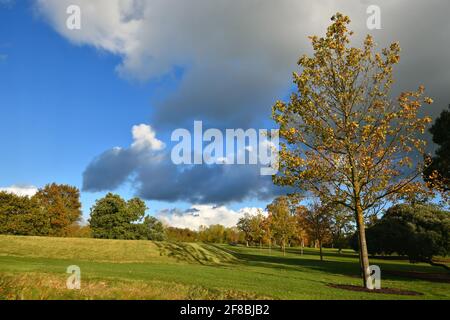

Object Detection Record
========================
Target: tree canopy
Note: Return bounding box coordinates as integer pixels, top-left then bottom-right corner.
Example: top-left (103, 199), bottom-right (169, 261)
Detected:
top-left (89, 193), bottom-right (147, 240)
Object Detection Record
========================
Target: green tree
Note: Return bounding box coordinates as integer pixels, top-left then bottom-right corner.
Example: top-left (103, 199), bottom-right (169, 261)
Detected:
top-left (237, 213), bottom-right (253, 246)
top-left (358, 204), bottom-right (449, 270)
top-left (33, 183), bottom-right (82, 237)
top-left (199, 224), bottom-right (226, 243)
top-left (138, 216), bottom-right (166, 241)
top-left (89, 193), bottom-right (146, 239)
top-left (272, 13), bottom-right (432, 288)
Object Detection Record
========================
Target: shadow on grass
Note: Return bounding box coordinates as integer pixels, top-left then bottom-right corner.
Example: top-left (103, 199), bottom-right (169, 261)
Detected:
top-left (213, 244), bottom-right (447, 283)
top-left (154, 242), bottom-right (236, 265)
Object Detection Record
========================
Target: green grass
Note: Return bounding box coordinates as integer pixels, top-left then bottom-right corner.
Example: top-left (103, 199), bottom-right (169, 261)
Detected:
top-left (0, 235), bottom-right (449, 300)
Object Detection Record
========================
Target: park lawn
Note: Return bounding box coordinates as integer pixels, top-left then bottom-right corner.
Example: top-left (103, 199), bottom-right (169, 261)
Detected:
top-left (0, 235), bottom-right (449, 300)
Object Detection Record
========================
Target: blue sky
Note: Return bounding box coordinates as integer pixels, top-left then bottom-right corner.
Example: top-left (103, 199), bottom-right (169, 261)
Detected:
top-left (0, 1), bottom-right (178, 217)
top-left (0, 1), bottom-right (275, 222)
top-left (1, 0), bottom-right (449, 227)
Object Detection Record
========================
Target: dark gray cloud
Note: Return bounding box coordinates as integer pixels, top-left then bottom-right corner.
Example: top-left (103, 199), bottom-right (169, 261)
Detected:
top-left (82, 148), bottom-right (137, 192)
top-left (37, 0), bottom-right (450, 131)
top-left (82, 125), bottom-right (286, 204)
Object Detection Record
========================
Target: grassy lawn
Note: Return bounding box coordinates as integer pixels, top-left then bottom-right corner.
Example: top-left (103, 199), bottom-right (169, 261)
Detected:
top-left (0, 235), bottom-right (448, 300)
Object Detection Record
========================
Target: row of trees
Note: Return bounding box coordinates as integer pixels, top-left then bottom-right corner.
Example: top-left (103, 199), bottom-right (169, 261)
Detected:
top-left (166, 225), bottom-right (245, 243)
top-left (237, 196), bottom-right (354, 260)
top-left (0, 187), bottom-right (166, 241)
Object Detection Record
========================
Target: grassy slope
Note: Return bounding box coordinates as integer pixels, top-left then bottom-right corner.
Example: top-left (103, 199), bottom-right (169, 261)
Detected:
top-left (0, 235), bottom-right (448, 300)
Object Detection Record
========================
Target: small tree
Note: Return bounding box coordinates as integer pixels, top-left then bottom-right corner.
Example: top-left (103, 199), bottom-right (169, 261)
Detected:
top-left (249, 211), bottom-right (266, 248)
top-left (138, 216), bottom-right (166, 241)
top-left (267, 196), bottom-right (297, 255)
top-left (272, 13), bottom-right (433, 288)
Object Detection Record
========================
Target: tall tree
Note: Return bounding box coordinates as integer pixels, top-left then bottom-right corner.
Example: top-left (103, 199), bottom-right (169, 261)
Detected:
top-left (33, 183), bottom-right (82, 237)
top-left (272, 13), bottom-right (433, 288)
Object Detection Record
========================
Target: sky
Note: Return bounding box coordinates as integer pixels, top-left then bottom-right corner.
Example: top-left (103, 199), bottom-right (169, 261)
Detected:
top-left (0, 0), bottom-right (449, 229)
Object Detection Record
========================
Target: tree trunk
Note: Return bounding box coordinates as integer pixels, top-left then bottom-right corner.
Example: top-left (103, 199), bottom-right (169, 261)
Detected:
top-left (301, 239), bottom-right (304, 256)
top-left (355, 204), bottom-right (371, 289)
top-left (246, 240), bottom-right (249, 247)
top-left (319, 239), bottom-right (323, 261)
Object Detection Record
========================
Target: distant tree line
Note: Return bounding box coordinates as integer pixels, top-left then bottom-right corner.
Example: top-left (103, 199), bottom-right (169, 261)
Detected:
top-left (0, 185), bottom-right (447, 270)
top-left (236, 196), bottom-right (355, 260)
top-left (0, 187), bottom-right (166, 241)
top-left (166, 225), bottom-right (245, 244)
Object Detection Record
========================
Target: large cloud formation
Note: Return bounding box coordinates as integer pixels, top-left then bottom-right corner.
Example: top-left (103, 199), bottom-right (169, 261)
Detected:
top-left (82, 124), bottom-right (284, 203)
top-left (35, 0), bottom-right (450, 129)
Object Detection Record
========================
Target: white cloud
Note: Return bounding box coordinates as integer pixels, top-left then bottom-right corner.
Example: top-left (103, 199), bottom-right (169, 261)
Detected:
top-left (34, 0), bottom-right (450, 127)
top-left (0, 185), bottom-right (38, 197)
top-left (156, 205), bottom-right (265, 230)
top-left (131, 124), bottom-right (165, 151)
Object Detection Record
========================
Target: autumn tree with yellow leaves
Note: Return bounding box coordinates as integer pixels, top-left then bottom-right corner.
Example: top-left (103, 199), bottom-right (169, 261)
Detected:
top-left (272, 13), bottom-right (433, 288)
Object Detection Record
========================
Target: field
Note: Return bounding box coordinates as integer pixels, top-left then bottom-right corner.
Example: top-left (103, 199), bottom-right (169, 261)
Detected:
top-left (0, 235), bottom-right (449, 300)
